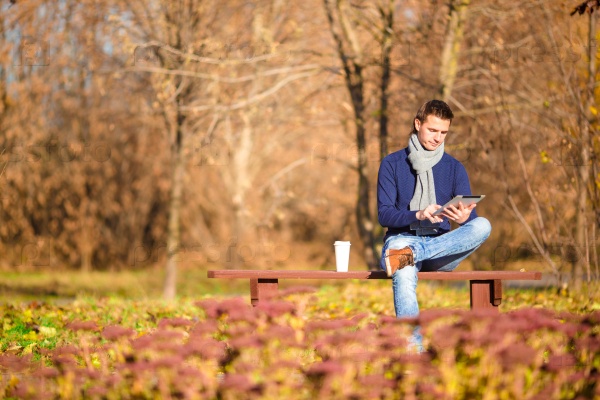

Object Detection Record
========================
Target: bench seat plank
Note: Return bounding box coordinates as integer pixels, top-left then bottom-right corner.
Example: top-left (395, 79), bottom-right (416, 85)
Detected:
top-left (208, 270), bottom-right (542, 281)
top-left (207, 270), bottom-right (542, 310)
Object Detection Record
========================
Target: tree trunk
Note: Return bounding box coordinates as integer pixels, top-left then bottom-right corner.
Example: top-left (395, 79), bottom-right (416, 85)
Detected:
top-left (323, 0), bottom-right (377, 269)
top-left (163, 109), bottom-right (185, 300)
top-left (378, 0), bottom-right (393, 161)
top-left (230, 116), bottom-right (253, 268)
top-left (574, 11), bottom-right (596, 287)
top-left (439, 0), bottom-right (469, 102)
top-left (351, 79), bottom-right (377, 270)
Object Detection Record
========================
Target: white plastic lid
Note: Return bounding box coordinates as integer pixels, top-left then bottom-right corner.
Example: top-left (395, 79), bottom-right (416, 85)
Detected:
top-left (334, 241), bottom-right (351, 245)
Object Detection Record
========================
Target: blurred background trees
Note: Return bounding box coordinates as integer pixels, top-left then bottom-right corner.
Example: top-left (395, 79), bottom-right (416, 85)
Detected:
top-left (0, 0), bottom-right (598, 293)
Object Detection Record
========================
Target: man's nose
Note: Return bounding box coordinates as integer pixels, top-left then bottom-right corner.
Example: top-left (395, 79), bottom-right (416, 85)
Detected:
top-left (433, 132), bottom-right (441, 142)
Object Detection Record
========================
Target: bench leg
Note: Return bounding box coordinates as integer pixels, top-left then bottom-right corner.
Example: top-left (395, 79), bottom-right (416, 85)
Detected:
top-left (250, 278), bottom-right (279, 306)
top-left (469, 279), bottom-right (502, 310)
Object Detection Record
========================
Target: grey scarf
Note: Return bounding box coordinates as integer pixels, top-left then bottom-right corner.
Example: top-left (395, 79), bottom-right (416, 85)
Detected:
top-left (407, 134), bottom-right (444, 234)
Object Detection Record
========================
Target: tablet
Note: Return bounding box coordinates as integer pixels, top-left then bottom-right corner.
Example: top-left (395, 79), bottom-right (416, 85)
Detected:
top-left (432, 195), bottom-right (485, 216)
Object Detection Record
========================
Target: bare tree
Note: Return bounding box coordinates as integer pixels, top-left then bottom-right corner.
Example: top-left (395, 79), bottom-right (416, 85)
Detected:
top-left (121, 0), bottom-right (322, 293)
top-left (322, 0), bottom-right (379, 269)
top-left (573, 10), bottom-right (596, 285)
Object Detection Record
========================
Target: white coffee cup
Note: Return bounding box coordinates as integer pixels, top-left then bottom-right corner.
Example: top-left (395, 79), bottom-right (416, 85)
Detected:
top-left (334, 241), bottom-right (351, 272)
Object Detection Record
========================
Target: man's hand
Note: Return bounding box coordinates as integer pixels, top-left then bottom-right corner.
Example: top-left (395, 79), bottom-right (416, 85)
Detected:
top-left (416, 204), bottom-right (444, 224)
top-left (440, 202), bottom-right (477, 224)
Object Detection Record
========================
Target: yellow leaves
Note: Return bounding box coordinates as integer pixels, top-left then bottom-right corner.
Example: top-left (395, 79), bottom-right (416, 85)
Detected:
top-left (58, 370), bottom-right (76, 399)
top-left (5, 345), bottom-right (22, 354)
top-left (39, 326), bottom-right (57, 338)
top-left (23, 330), bottom-right (38, 341)
top-left (590, 105), bottom-right (598, 116)
top-left (22, 342), bottom-right (37, 354)
top-left (3, 319), bottom-right (12, 331)
top-left (540, 150), bottom-right (551, 164)
top-left (22, 309), bottom-right (33, 324)
top-left (91, 353), bottom-right (101, 368)
top-left (131, 378), bottom-right (146, 397)
top-left (287, 315), bottom-right (305, 342)
top-left (8, 374), bottom-right (19, 388)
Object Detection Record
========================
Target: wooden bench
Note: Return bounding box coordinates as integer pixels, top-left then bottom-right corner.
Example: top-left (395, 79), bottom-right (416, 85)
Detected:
top-left (207, 270), bottom-right (542, 311)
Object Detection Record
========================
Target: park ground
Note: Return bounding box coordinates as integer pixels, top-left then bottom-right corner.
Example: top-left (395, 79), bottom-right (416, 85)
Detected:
top-left (1, 267), bottom-right (599, 399)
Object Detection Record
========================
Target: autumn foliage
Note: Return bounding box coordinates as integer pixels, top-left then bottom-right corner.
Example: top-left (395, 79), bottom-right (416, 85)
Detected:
top-left (0, 1), bottom-right (598, 282)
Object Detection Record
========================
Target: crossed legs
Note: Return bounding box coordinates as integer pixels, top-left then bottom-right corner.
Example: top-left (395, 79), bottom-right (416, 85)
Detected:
top-left (381, 217), bottom-right (491, 318)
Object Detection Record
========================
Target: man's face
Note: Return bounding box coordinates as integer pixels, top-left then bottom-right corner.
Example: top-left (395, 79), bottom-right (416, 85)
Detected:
top-left (414, 115), bottom-right (450, 151)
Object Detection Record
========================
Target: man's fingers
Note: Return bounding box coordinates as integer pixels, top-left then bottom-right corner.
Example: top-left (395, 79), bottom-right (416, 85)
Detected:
top-left (423, 210), bottom-right (442, 224)
top-left (425, 205), bottom-right (441, 216)
top-left (459, 202), bottom-right (477, 211)
top-left (441, 213), bottom-right (457, 222)
top-left (441, 206), bottom-right (465, 222)
top-left (424, 212), bottom-right (436, 223)
top-left (424, 203), bottom-right (469, 223)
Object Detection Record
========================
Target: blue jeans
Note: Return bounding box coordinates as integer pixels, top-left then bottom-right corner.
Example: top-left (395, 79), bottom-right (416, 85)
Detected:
top-left (380, 217), bottom-right (492, 350)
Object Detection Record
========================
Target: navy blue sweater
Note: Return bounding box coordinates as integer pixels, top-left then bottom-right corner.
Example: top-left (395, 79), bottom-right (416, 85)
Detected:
top-left (377, 147), bottom-right (477, 242)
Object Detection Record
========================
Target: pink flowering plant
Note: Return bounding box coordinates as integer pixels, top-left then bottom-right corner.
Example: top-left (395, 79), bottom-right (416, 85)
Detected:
top-left (1, 282), bottom-right (599, 399)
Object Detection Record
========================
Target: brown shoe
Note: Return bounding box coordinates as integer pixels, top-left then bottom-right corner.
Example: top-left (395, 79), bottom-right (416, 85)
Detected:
top-left (384, 247), bottom-right (414, 277)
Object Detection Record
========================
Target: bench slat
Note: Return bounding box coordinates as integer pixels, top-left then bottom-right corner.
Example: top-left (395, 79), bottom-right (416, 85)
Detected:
top-left (207, 270), bottom-right (542, 281)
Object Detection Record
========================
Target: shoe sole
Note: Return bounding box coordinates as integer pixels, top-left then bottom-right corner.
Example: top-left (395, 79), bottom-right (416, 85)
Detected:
top-left (384, 249), bottom-right (394, 277)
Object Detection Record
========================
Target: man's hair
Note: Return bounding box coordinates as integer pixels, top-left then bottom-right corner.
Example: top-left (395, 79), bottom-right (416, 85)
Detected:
top-left (412, 100), bottom-right (454, 133)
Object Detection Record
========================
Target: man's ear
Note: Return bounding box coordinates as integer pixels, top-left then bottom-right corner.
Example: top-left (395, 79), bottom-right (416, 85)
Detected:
top-left (414, 118), bottom-right (421, 131)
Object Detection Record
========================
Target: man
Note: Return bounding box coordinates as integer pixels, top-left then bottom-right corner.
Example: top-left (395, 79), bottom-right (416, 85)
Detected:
top-left (377, 100), bottom-right (491, 344)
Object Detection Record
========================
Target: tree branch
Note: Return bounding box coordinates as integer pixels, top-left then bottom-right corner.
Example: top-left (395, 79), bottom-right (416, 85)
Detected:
top-left (119, 64), bottom-right (321, 84)
top-left (180, 69), bottom-right (320, 112)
